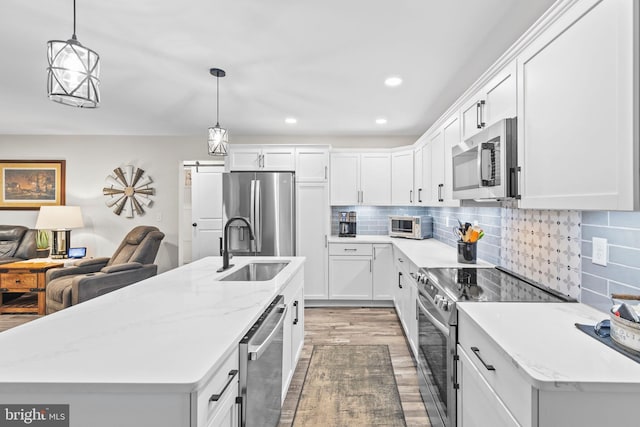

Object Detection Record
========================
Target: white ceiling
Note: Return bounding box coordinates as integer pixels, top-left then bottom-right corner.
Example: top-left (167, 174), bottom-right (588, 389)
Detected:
top-left (0, 0), bottom-right (556, 137)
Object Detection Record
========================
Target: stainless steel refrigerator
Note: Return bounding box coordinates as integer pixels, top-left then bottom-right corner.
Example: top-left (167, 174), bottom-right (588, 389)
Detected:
top-left (222, 172), bottom-right (295, 256)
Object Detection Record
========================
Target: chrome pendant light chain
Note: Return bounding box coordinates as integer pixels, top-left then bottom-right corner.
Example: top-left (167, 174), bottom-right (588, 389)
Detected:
top-left (47, 0), bottom-right (101, 108)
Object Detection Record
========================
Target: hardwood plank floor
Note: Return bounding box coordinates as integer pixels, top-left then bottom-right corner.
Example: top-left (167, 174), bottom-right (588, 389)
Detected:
top-left (279, 307), bottom-right (431, 427)
top-left (0, 314), bottom-right (40, 333)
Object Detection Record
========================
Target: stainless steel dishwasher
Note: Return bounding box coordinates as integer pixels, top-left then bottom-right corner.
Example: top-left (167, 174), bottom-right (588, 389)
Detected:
top-left (239, 294), bottom-right (287, 427)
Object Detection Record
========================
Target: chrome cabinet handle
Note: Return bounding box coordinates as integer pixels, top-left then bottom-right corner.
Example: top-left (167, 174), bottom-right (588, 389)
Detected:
top-left (418, 188), bottom-right (422, 203)
top-left (397, 257), bottom-right (404, 263)
top-left (324, 234), bottom-right (328, 248)
top-left (373, 247), bottom-right (377, 260)
top-left (516, 166), bottom-right (522, 200)
top-left (471, 346), bottom-right (495, 371)
top-left (209, 369), bottom-right (239, 402)
top-left (398, 271), bottom-right (403, 289)
top-left (344, 248), bottom-right (357, 252)
top-left (324, 166), bottom-right (328, 180)
top-left (438, 184), bottom-right (444, 202)
top-left (476, 100), bottom-right (486, 129)
top-left (479, 100), bottom-right (486, 128)
top-left (409, 190), bottom-right (413, 203)
top-left (369, 260), bottom-right (372, 273)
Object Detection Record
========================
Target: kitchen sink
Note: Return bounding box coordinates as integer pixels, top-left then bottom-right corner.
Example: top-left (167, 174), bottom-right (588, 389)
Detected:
top-left (219, 262), bottom-right (290, 282)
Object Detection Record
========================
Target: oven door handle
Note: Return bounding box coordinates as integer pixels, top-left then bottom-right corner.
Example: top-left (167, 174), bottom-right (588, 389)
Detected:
top-left (417, 297), bottom-right (449, 336)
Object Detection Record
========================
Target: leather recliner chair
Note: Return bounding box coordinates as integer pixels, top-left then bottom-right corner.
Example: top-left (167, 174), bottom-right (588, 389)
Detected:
top-left (0, 225), bottom-right (37, 265)
top-left (45, 225), bottom-right (165, 314)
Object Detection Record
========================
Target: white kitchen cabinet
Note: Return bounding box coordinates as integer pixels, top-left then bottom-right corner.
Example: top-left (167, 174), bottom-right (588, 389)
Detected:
top-left (228, 145), bottom-right (295, 171)
top-left (456, 345), bottom-right (519, 427)
top-left (424, 114), bottom-right (461, 207)
top-left (328, 243), bottom-right (373, 299)
top-left (295, 146), bottom-right (329, 182)
top-left (413, 146), bottom-right (425, 205)
top-left (393, 250), bottom-right (418, 356)
top-left (282, 270), bottom-right (305, 401)
top-left (330, 152), bottom-right (391, 205)
top-left (361, 153), bottom-right (392, 205)
top-left (429, 130), bottom-right (445, 205)
top-left (517, 0), bottom-right (637, 210)
top-left (330, 152), bottom-right (360, 205)
top-left (372, 244), bottom-right (394, 300)
top-left (391, 149), bottom-right (415, 205)
top-left (417, 140), bottom-right (435, 205)
top-left (296, 182), bottom-right (329, 300)
top-left (461, 61), bottom-right (516, 141)
top-left (196, 348), bottom-right (240, 427)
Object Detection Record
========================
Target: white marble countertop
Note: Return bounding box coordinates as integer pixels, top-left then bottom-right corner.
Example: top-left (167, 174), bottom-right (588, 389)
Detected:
top-left (328, 235), bottom-right (494, 268)
top-left (0, 256), bottom-right (304, 393)
top-left (457, 302), bottom-right (640, 392)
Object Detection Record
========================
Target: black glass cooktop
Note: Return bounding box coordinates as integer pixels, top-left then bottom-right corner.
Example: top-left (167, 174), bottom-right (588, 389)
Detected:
top-left (423, 266), bottom-right (572, 303)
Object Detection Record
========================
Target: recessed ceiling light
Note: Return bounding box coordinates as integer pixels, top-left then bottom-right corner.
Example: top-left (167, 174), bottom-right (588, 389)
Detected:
top-left (285, 117), bottom-right (297, 124)
top-left (376, 118), bottom-right (388, 125)
top-left (384, 76), bottom-right (403, 87)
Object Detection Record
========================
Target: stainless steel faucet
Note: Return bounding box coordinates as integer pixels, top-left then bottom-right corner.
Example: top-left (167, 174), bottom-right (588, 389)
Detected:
top-left (218, 216), bottom-right (255, 272)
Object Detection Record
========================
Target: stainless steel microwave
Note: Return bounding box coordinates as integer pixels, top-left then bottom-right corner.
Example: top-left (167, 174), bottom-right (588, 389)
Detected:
top-left (452, 118), bottom-right (518, 200)
top-left (389, 215), bottom-right (433, 240)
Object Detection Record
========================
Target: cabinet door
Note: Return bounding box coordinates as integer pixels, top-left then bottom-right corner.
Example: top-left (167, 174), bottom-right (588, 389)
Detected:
top-left (483, 61), bottom-right (516, 126)
top-left (420, 142), bottom-right (435, 205)
top-left (457, 346), bottom-right (519, 427)
top-left (207, 381), bottom-right (239, 427)
top-left (361, 153), bottom-right (391, 205)
top-left (330, 153), bottom-right (360, 205)
top-left (430, 130), bottom-right (445, 204)
top-left (441, 114), bottom-right (461, 207)
top-left (517, 0), bottom-right (635, 210)
top-left (295, 147), bottom-right (329, 182)
top-left (372, 244), bottom-right (394, 300)
top-left (261, 147), bottom-right (295, 171)
top-left (328, 256), bottom-right (372, 299)
top-left (296, 183), bottom-right (329, 299)
top-left (391, 150), bottom-right (415, 205)
top-left (228, 147), bottom-right (261, 171)
top-left (406, 284), bottom-right (418, 357)
top-left (414, 146), bottom-right (424, 205)
top-left (461, 94), bottom-right (485, 141)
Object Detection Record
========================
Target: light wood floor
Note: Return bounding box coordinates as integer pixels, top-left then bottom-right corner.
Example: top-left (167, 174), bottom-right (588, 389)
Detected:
top-left (279, 307), bottom-right (431, 427)
top-left (0, 314), bottom-right (40, 333)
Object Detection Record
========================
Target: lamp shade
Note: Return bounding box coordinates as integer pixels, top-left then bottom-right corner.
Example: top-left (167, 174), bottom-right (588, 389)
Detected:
top-left (35, 206), bottom-right (84, 230)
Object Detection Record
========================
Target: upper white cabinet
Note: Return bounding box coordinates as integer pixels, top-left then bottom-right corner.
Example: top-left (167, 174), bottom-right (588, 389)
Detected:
top-left (461, 61), bottom-right (516, 141)
top-left (228, 145), bottom-right (295, 171)
top-left (517, 0), bottom-right (637, 210)
top-left (391, 149), bottom-right (415, 205)
top-left (330, 152), bottom-right (391, 205)
top-left (295, 146), bottom-right (329, 182)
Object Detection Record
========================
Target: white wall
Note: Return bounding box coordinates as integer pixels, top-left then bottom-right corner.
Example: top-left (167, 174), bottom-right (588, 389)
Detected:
top-left (1, 134), bottom-right (415, 272)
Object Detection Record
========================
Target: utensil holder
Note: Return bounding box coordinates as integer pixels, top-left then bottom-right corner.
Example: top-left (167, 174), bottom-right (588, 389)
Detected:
top-left (457, 241), bottom-right (477, 264)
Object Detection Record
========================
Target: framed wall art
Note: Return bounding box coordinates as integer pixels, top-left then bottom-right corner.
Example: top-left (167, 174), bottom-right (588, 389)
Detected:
top-left (0, 160), bottom-right (66, 209)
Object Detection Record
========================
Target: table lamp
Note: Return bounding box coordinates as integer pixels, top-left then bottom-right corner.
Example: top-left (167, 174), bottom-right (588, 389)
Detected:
top-left (35, 206), bottom-right (84, 259)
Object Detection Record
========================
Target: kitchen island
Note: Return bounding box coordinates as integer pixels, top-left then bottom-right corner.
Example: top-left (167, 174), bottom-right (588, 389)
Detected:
top-left (0, 256), bottom-right (305, 427)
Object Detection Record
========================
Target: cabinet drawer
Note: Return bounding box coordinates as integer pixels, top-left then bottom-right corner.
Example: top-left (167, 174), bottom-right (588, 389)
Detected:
top-left (0, 273), bottom-right (38, 289)
top-left (195, 347), bottom-right (239, 427)
top-left (328, 243), bottom-right (372, 256)
top-left (457, 309), bottom-right (534, 427)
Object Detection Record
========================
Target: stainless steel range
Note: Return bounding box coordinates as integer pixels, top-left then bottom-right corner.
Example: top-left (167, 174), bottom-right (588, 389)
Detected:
top-left (412, 266), bottom-right (574, 427)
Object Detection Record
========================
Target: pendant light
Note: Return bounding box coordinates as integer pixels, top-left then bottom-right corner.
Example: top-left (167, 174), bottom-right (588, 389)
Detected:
top-left (47, 0), bottom-right (100, 108)
top-left (208, 68), bottom-right (229, 156)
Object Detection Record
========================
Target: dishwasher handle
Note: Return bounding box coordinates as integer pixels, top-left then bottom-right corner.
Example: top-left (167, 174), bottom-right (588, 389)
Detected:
top-left (248, 304), bottom-right (288, 361)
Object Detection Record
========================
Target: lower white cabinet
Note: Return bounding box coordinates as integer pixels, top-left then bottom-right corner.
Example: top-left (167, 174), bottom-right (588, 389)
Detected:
top-left (393, 251), bottom-right (418, 356)
top-left (456, 345), bottom-right (519, 427)
top-left (282, 269), bottom-right (305, 401)
top-left (195, 348), bottom-right (240, 427)
top-left (372, 244), bottom-right (394, 300)
top-left (329, 255), bottom-right (373, 299)
top-left (327, 242), bottom-right (394, 302)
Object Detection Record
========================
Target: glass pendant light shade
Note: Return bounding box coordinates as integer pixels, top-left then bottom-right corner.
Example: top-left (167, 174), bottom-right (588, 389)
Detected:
top-left (47, 37), bottom-right (100, 108)
top-left (47, 0), bottom-right (100, 108)
top-left (208, 68), bottom-right (229, 156)
top-left (208, 124), bottom-right (229, 156)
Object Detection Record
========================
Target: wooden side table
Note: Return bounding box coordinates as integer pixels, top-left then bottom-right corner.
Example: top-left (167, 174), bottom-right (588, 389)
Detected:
top-left (0, 261), bottom-right (64, 315)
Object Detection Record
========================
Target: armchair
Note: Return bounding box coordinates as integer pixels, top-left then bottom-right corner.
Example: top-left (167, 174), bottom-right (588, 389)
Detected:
top-left (45, 225), bottom-right (165, 314)
top-left (0, 225), bottom-right (37, 265)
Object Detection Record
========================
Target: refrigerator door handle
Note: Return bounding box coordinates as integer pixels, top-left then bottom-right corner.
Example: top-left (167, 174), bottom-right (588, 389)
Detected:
top-left (254, 179), bottom-right (262, 253)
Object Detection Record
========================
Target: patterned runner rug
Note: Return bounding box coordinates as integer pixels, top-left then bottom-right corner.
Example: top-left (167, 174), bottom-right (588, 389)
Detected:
top-left (293, 345), bottom-right (406, 427)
